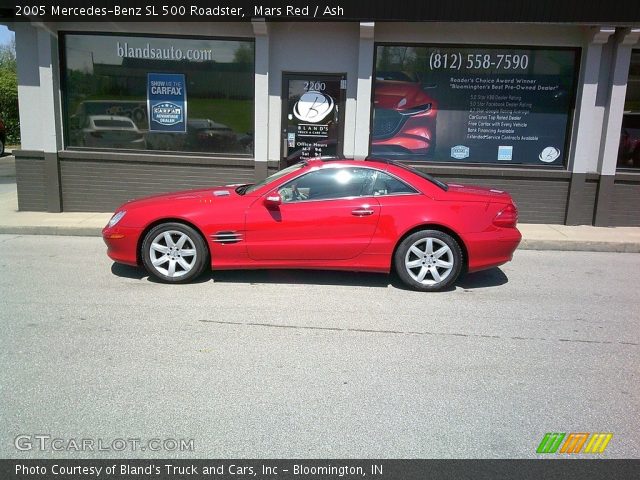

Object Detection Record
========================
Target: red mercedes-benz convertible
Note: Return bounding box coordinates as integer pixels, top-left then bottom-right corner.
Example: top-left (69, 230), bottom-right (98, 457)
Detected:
top-left (103, 158), bottom-right (521, 291)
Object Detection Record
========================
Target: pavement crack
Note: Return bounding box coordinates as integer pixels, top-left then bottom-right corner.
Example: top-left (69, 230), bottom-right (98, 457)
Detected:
top-left (197, 320), bottom-right (637, 347)
top-left (547, 225), bottom-right (569, 237)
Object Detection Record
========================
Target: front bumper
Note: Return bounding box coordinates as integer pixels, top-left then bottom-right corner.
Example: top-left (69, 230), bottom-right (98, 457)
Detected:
top-left (371, 110), bottom-right (436, 156)
top-left (102, 225), bottom-right (142, 266)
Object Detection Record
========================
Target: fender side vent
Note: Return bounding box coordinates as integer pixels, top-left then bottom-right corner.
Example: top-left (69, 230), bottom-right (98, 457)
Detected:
top-left (211, 231), bottom-right (243, 244)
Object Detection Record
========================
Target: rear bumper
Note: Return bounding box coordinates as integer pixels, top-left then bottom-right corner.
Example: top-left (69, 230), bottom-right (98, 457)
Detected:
top-left (102, 225), bottom-right (142, 266)
top-left (464, 227), bottom-right (522, 273)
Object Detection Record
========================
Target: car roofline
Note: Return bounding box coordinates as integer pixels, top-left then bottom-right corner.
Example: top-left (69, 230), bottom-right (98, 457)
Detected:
top-left (297, 156), bottom-right (447, 191)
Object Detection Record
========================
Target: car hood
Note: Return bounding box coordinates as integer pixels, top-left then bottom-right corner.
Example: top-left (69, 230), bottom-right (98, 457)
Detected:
top-left (374, 80), bottom-right (435, 110)
top-left (122, 186), bottom-right (239, 208)
top-left (443, 183), bottom-right (513, 203)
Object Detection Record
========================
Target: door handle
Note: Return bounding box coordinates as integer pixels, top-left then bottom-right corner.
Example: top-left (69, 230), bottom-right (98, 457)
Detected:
top-left (351, 208), bottom-right (375, 216)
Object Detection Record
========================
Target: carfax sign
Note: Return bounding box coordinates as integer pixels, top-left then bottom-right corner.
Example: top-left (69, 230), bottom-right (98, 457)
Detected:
top-left (147, 73), bottom-right (187, 132)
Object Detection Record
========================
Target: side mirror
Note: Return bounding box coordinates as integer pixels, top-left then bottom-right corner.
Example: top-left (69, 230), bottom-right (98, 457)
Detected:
top-left (264, 193), bottom-right (282, 208)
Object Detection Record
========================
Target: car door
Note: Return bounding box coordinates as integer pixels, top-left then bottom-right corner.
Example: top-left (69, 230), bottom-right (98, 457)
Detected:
top-left (245, 166), bottom-right (381, 261)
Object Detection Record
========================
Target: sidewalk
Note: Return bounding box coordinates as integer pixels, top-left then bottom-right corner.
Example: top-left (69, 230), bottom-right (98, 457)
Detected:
top-left (1, 155), bottom-right (639, 252)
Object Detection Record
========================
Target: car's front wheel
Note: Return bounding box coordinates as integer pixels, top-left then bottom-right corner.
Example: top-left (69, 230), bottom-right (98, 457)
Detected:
top-left (394, 230), bottom-right (463, 291)
top-left (141, 223), bottom-right (208, 283)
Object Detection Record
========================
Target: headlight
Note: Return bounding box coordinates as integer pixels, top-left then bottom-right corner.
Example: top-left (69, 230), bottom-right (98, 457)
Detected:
top-left (399, 103), bottom-right (432, 116)
top-left (107, 210), bottom-right (126, 228)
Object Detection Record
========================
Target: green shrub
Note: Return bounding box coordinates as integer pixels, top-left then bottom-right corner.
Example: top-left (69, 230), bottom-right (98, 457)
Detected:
top-left (0, 41), bottom-right (19, 145)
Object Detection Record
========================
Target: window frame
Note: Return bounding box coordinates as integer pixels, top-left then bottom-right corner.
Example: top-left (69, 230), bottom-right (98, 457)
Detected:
top-left (275, 165), bottom-right (421, 204)
top-left (616, 48), bottom-right (640, 172)
top-left (369, 169), bottom-right (419, 197)
top-left (58, 31), bottom-right (256, 158)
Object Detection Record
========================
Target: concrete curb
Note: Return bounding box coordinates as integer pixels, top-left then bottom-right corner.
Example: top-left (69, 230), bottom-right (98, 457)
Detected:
top-left (0, 226), bottom-right (103, 237)
top-left (519, 239), bottom-right (640, 253)
top-left (0, 226), bottom-right (639, 253)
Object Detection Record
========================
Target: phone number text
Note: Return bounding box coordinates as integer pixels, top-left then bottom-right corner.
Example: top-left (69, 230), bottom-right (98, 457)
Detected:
top-left (429, 52), bottom-right (530, 71)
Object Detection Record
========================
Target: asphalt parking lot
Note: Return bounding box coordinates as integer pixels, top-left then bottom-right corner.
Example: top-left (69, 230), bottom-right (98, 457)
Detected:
top-left (0, 234), bottom-right (638, 458)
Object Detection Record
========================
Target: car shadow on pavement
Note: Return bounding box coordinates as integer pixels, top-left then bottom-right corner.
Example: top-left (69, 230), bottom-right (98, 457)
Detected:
top-left (110, 263), bottom-right (213, 285)
top-left (457, 267), bottom-right (509, 290)
top-left (213, 269), bottom-right (392, 287)
top-left (110, 263), bottom-right (391, 287)
top-left (110, 263), bottom-right (508, 290)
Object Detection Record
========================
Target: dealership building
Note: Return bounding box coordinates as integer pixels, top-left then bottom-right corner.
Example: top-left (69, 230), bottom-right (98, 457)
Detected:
top-left (3, 6), bottom-right (640, 226)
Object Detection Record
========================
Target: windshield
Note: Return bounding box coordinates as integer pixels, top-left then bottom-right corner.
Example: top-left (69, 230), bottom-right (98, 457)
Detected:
top-left (239, 162), bottom-right (306, 195)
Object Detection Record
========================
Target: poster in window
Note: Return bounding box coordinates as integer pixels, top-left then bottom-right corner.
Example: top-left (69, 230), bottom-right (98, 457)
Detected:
top-left (372, 45), bottom-right (579, 166)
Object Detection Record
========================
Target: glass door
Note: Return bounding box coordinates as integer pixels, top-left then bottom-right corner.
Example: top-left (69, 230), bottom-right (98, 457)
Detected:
top-left (281, 73), bottom-right (346, 168)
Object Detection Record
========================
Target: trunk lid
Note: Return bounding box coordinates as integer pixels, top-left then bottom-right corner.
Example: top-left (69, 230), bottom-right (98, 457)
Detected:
top-left (444, 183), bottom-right (513, 203)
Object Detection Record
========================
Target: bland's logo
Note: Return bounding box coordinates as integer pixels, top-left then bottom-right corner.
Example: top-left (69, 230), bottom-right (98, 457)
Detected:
top-left (539, 146), bottom-right (561, 163)
top-left (152, 102), bottom-right (183, 126)
top-left (293, 91), bottom-right (334, 123)
top-left (451, 145), bottom-right (470, 159)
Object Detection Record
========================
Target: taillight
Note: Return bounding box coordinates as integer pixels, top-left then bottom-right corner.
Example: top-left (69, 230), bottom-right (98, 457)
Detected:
top-left (493, 203), bottom-right (518, 228)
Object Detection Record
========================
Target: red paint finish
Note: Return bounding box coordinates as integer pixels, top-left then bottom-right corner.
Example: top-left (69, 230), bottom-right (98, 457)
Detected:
top-left (245, 197), bottom-right (381, 260)
top-left (103, 159), bottom-right (521, 277)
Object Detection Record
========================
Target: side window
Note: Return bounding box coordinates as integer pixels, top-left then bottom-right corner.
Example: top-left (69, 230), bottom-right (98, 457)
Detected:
top-left (372, 171), bottom-right (417, 196)
top-left (278, 167), bottom-right (374, 203)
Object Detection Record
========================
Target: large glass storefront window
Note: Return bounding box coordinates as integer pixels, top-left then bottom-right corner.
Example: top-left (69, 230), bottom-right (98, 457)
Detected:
top-left (371, 45), bottom-right (579, 166)
top-left (61, 33), bottom-right (254, 155)
top-left (618, 49), bottom-right (640, 169)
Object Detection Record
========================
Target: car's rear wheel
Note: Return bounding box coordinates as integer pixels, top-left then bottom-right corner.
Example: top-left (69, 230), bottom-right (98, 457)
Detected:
top-left (394, 230), bottom-right (463, 291)
top-left (141, 223), bottom-right (208, 283)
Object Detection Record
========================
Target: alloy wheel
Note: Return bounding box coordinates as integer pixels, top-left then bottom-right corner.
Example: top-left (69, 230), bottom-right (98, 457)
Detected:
top-left (149, 230), bottom-right (198, 278)
top-left (404, 237), bottom-right (454, 285)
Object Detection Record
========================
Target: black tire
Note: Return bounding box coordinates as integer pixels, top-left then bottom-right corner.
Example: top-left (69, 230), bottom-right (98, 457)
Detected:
top-left (141, 222), bottom-right (209, 283)
top-left (394, 229), bottom-right (463, 291)
top-left (0, 138), bottom-right (4, 156)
